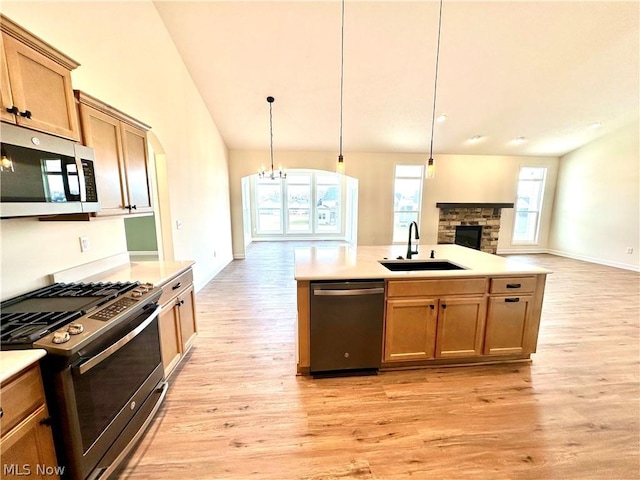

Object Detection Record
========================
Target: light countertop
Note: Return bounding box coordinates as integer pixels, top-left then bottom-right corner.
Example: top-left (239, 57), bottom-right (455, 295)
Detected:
top-left (0, 349), bottom-right (46, 384)
top-left (294, 244), bottom-right (551, 281)
top-left (81, 260), bottom-right (194, 286)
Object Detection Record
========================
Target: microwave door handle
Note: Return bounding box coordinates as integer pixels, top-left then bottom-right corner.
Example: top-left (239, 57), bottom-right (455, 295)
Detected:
top-left (71, 306), bottom-right (160, 375)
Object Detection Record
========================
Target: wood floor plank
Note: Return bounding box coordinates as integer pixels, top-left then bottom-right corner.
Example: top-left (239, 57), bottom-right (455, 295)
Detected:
top-left (116, 243), bottom-right (640, 479)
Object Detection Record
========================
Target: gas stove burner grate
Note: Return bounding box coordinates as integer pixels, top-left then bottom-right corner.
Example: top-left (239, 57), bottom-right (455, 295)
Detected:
top-left (0, 281), bottom-right (141, 347)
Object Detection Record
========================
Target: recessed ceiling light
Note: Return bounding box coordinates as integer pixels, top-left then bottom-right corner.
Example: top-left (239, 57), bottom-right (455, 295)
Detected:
top-left (514, 136), bottom-right (527, 144)
top-left (589, 121), bottom-right (603, 129)
top-left (469, 135), bottom-right (483, 142)
top-left (436, 114), bottom-right (447, 123)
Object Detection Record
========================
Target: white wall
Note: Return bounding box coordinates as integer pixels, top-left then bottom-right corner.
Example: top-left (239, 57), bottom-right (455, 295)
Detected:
top-left (549, 121), bottom-right (640, 271)
top-left (228, 150), bottom-right (558, 257)
top-left (0, 1), bottom-right (233, 298)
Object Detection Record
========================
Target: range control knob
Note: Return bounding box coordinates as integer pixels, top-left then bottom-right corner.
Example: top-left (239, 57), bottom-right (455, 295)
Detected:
top-left (52, 331), bottom-right (71, 344)
top-left (67, 323), bottom-right (84, 335)
top-left (131, 290), bottom-right (143, 298)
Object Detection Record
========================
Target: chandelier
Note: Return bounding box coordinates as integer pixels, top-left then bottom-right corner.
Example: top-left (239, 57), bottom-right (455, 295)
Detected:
top-left (258, 96), bottom-right (286, 180)
top-left (426, 0), bottom-right (444, 179)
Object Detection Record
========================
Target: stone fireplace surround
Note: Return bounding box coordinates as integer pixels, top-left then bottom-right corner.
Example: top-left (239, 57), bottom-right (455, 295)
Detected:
top-left (436, 203), bottom-right (514, 254)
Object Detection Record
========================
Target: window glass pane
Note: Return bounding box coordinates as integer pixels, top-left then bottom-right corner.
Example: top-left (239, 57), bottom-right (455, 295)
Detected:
top-left (512, 166), bottom-right (546, 243)
top-left (288, 209), bottom-right (310, 231)
top-left (393, 211), bottom-right (419, 243)
top-left (394, 178), bottom-right (421, 210)
top-left (316, 182), bottom-right (340, 232)
top-left (286, 173), bottom-right (311, 185)
top-left (287, 182), bottom-right (311, 232)
top-left (392, 165), bottom-right (423, 243)
top-left (395, 165), bottom-right (422, 178)
top-left (256, 181), bottom-right (282, 233)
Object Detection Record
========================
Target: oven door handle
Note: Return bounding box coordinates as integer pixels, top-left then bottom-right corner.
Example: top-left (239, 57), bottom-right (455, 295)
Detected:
top-left (72, 306), bottom-right (161, 375)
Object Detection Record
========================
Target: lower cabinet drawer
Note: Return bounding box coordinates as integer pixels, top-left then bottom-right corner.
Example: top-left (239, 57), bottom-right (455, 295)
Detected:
top-left (159, 268), bottom-right (194, 306)
top-left (387, 278), bottom-right (487, 297)
top-left (490, 276), bottom-right (537, 294)
top-left (0, 365), bottom-right (45, 436)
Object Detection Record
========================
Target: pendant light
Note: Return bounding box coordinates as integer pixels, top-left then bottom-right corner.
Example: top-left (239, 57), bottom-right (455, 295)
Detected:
top-left (258, 96), bottom-right (286, 180)
top-left (426, 0), bottom-right (444, 180)
top-left (336, 0), bottom-right (346, 175)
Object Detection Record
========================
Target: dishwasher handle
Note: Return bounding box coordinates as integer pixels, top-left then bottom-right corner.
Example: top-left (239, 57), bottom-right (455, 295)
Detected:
top-left (313, 287), bottom-right (385, 296)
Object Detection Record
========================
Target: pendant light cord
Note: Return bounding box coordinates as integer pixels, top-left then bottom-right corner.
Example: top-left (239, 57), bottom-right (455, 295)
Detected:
top-left (339, 0), bottom-right (345, 157)
top-left (429, 0), bottom-right (443, 159)
top-left (269, 98), bottom-right (274, 172)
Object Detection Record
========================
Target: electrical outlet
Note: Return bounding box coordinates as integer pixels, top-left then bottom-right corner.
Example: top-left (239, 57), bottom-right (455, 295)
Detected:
top-left (213, 250), bottom-right (217, 258)
top-left (176, 220), bottom-right (183, 230)
top-left (79, 236), bottom-right (90, 252)
top-left (626, 247), bottom-right (634, 254)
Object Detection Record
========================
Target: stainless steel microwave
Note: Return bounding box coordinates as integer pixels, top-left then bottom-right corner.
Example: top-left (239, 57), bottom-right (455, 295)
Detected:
top-left (0, 123), bottom-right (100, 218)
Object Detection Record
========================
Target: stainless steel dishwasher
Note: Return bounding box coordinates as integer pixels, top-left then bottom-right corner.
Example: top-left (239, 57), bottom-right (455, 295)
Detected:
top-left (310, 280), bottom-right (385, 374)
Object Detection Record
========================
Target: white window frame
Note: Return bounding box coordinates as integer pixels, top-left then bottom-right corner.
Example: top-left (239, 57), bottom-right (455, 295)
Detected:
top-left (392, 164), bottom-right (424, 244)
top-left (512, 166), bottom-right (547, 245)
top-left (252, 169), bottom-right (344, 239)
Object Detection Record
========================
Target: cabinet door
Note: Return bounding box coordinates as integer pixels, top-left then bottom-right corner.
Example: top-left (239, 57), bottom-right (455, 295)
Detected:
top-left (384, 298), bottom-right (437, 362)
top-left (121, 123), bottom-right (152, 213)
top-left (0, 405), bottom-right (60, 480)
top-left (484, 295), bottom-right (533, 355)
top-left (0, 34), bottom-right (16, 124)
top-left (178, 286), bottom-right (197, 354)
top-left (2, 33), bottom-right (79, 140)
top-left (435, 296), bottom-right (486, 358)
top-left (158, 306), bottom-right (181, 378)
top-left (78, 104), bottom-right (128, 216)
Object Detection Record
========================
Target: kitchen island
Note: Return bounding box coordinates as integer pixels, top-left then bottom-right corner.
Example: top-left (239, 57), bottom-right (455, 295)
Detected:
top-left (294, 244), bottom-right (551, 375)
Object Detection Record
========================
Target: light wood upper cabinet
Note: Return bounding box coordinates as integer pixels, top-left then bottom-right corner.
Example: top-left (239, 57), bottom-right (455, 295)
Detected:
top-left (0, 15), bottom-right (80, 140)
top-left (76, 90), bottom-right (152, 216)
top-left (1, 364), bottom-right (60, 480)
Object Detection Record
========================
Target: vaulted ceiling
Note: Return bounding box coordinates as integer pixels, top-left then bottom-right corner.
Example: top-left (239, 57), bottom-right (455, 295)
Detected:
top-left (154, 1), bottom-right (639, 157)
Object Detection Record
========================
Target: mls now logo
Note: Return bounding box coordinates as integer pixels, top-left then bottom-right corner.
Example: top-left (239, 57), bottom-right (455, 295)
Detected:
top-left (3, 464), bottom-right (66, 476)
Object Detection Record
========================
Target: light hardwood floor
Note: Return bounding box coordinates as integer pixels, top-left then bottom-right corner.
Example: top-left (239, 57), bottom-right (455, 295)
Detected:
top-left (118, 242), bottom-right (640, 480)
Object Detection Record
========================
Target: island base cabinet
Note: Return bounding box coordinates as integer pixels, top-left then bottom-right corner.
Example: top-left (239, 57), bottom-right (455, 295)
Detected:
top-left (384, 298), bottom-right (437, 362)
top-left (435, 297), bottom-right (487, 358)
top-left (484, 295), bottom-right (533, 355)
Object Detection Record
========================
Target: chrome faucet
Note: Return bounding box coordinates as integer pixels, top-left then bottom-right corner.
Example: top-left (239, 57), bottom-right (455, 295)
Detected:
top-left (407, 221), bottom-right (420, 259)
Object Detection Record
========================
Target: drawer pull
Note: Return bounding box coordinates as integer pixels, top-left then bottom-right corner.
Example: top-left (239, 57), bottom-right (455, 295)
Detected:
top-left (506, 283), bottom-right (522, 289)
top-left (6, 106), bottom-right (18, 115)
top-left (505, 298), bottom-right (520, 303)
top-left (19, 109), bottom-right (32, 119)
top-left (0, 407), bottom-right (3, 418)
top-left (172, 282), bottom-right (182, 290)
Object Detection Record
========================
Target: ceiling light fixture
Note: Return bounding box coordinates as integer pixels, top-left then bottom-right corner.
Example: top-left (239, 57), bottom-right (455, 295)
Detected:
top-left (258, 96), bottom-right (286, 180)
top-left (469, 135), bottom-right (483, 142)
top-left (436, 114), bottom-right (447, 123)
top-left (514, 136), bottom-right (527, 144)
top-left (589, 121), bottom-right (603, 129)
top-left (336, 0), bottom-right (346, 175)
top-left (425, 0), bottom-right (444, 180)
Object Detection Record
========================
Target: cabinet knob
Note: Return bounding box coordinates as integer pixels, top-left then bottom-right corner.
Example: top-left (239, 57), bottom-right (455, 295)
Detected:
top-left (430, 304), bottom-right (435, 310)
top-left (39, 416), bottom-right (53, 426)
top-left (176, 299), bottom-right (185, 307)
top-left (19, 109), bottom-right (32, 119)
top-left (6, 106), bottom-right (18, 115)
top-left (125, 204), bottom-right (137, 211)
top-left (442, 304), bottom-right (447, 309)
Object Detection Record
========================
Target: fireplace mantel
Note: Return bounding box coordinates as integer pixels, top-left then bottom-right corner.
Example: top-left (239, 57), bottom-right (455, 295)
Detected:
top-left (436, 202), bottom-right (514, 209)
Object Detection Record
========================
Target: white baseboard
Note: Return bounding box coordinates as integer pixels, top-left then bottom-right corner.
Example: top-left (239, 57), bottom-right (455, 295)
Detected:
top-left (497, 247), bottom-right (548, 255)
top-left (547, 249), bottom-right (640, 272)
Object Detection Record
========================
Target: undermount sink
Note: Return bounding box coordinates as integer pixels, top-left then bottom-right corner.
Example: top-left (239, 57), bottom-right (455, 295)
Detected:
top-left (379, 260), bottom-right (467, 272)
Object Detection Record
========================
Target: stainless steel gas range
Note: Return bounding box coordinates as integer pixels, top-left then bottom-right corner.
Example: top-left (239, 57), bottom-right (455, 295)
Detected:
top-left (0, 281), bottom-right (168, 480)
